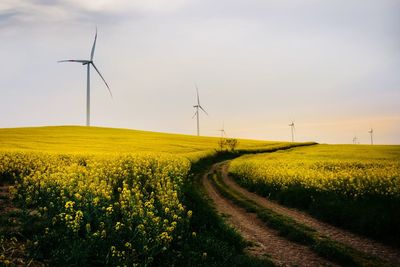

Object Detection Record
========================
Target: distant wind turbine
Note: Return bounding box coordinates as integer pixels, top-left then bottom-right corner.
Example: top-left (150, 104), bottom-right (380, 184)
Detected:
top-left (289, 121), bottom-right (295, 142)
top-left (368, 128), bottom-right (374, 145)
top-left (58, 28), bottom-right (112, 126)
top-left (218, 122), bottom-right (227, 138)
top-left (192, 84), bottom-right (208, 136)
top-left (352, 136), bottom-right (358, 144)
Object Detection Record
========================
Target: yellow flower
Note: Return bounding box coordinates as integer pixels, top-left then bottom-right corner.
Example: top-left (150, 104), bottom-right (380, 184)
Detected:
top-left (106, 206), bottom-right (113, 214)
top-left (115, 222), bottom-right (124, 231)
top-left (124, 242), bottom-right (132, 249)
top-left (65, 201), bottom-right (75, 210)
top-left (86, 223), bottom-right (91, 233)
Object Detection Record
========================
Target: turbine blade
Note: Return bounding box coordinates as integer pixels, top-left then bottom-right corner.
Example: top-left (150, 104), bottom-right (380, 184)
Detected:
top-left (192, 110), bottom-right (197, 119)
top-left (195, 83), bottom-right (200, 105)
top-left (58, 60), bottom-right (89, 63)
top-left (90, 28), bottom-right (97, 61)
top-left (199, 105), bottom-right (208, 115)
top-left (91, 63), bottom-right (112, 98)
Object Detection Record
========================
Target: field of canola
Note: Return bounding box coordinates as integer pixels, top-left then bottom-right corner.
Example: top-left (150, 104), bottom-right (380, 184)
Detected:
top-left (229, 144), bottom-right (400, 244)
top-left (0, 126), bottom-right (293, 266)
top-left (1, 152), bottom-right (191, 265)
top-left (0, 126), bottom-right (285, 160)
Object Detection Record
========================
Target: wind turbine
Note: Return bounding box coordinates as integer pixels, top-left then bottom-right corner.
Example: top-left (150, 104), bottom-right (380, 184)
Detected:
top-left (368, 128), bottom-right (374, 145)
top-left (218, 122), bottom-right (227, 138)
top-left (289, 121), bottom-right (295, 142)
top-left (352, 136), bottom-right (358, 144)
top-left (192, 84), bottom-right (208, 136)
top-left (58, 28), bottom-right (112, 126)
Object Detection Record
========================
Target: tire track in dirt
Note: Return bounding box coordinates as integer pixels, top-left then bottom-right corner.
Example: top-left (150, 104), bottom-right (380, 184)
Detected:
top-left (220, 162), bottom-right (400, 266)
top-left (202, 164), bottom-right (337, 267)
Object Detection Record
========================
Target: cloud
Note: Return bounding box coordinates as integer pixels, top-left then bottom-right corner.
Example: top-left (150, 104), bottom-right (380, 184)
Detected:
top-left (0, 0), bottom-right (79, 25)
top-left (0, 0), bottom-right (399, 143)
top-left (0, 0), bottom-right (188, 26)
top-left (65, 0), bottom-right (188, 13)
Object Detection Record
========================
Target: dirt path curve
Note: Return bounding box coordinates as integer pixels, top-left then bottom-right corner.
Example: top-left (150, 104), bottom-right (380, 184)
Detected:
top-left (202, 164), bottom-right (337, 267)
top-left (219, 162), bottom-right (400, 266)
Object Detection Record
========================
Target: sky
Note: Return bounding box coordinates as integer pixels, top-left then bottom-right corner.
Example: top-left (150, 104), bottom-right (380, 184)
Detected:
top-left (0, 0), bottom-right (399, 144)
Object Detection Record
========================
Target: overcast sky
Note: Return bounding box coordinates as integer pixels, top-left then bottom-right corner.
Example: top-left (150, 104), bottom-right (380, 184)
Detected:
top-left (1, 0), bottom-right (399, 144)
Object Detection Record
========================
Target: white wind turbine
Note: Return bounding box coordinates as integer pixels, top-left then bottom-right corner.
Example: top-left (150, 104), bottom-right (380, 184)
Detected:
top-left (352, 136), bottom-right (359, 144)
top-left (192, 84), bottom-right (208, 136)
top-left (58, 28), bottom-right (112, 126)
top-left (368, 128), bottom-right (374, 145)
top-left (218, 122), bottom-right (227, 138)
top-left (289, 121), bottom-right (295, 142)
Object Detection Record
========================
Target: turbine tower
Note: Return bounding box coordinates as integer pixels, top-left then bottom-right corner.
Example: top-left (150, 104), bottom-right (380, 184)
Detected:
top-left (192, 84), bottom-right (208, 136)
top-left (58, 28), bottom-right (112, 126)
top-left (368, 128), bottom-right (374, 145)
top-left (289, 121), bottom-right (295, 142)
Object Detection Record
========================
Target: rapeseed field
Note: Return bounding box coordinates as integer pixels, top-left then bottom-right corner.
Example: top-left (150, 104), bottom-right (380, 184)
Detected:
top-left (229, 144), bottom-right (400, 243)
top-left (0, 126), bottom-right (292, 265)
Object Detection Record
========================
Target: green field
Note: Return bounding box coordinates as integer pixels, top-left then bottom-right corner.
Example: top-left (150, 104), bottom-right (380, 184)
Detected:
top-left (229, 144), bottom-right (400, 244)
top-left (0, 126), bottom-right (294, 266)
